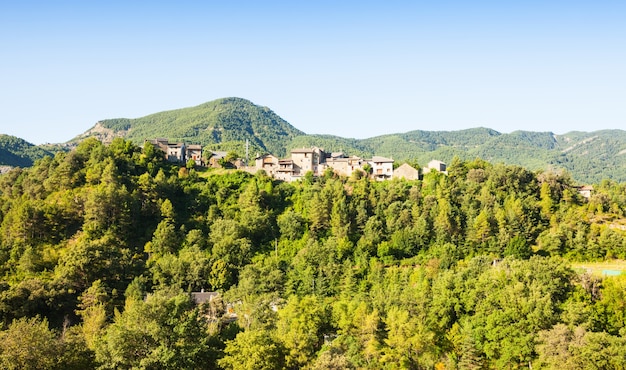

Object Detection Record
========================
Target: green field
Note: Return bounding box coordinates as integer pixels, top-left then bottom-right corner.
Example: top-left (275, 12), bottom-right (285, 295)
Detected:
top-left (571, 260), bottom-right (626, 277)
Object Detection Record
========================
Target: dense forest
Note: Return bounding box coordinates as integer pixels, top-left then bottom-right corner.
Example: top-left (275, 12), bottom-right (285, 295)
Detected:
top-left (1, 138), bottom-right (626, 369)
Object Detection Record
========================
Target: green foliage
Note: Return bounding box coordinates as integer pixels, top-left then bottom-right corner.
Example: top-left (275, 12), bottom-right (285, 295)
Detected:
top-left (2, 139), bottom-right (626, 368)
top-left (219, 329), bottom-right (284, 370)
top-left (0, 134), bottom-right (54, 167)
top-left (535, 324), bottom-right (626, 369)
top-left (0, 316), bottom-right (94, 370)
top-left (86, 97), bottom-right (304, 157)
top-left (276, 295), bottom-right (331, 368)
top-left (0, 316), bottom-right (61, 369)
top-left (95, 290), bottom-right (215, 369)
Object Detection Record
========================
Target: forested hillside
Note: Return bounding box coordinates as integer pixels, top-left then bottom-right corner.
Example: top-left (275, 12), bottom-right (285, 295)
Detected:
top-left (293, 129), bottom-right (626, 184)
top-left (1, 138), bottom-right (626, 369)
top-left (74, 97), bottom-right (304, 157)
top-left (0, 135), bottom-right (53, 167)
top-left (67, 98), bottom-right (626, 183)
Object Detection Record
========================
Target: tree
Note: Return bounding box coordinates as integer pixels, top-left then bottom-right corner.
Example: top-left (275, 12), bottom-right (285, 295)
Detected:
top-left (278, 209), bottom-right (306, 241)
top-left (308, 191), bottom-right (330, 239)
top-left (381, 306), bottom-right (436, 368)
top-left (362, 163), bottom-right (372, 175)
top-left (332, 299), bottom-right (383, 367)
top-left (276, 295), bottom-right (330, 368)
top-left (0, 316), bottom-right (61, 370)
top-left (535, 324), bottom-right (626, 369)
top-left (468, 209), bottom-right (494, 248)
top-left (82, 179), bottom-right (132, 238)
top-left (146, 219), bottom-right (179, 257)
top-left (150, 245), bottom-right (211, 291)
top-left (95, 290), bottom-right (216, 369)
top-left (540, 181), bottom-right (554, 219)
top-left (219, 329), bottom-right (284, 370)
top-left (210, 218), bottom-right (252, 270)
top-left (330, 187), bottom-right (350, 239)
top-left (76, 279), bottom-right (112, 349)
top-left (594, 275), bottom-right (626, 335)
top-left (310, 347), bottom-right (356, 370)
top-left (434, 197), bottom-right (455, 243)
top-left (54, 231), bottom-right (132, 292)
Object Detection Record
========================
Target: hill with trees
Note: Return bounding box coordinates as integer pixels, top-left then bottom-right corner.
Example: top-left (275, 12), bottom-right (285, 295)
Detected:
top-left (293, 128), bottom-right (626, 184)
top-left (4, 98), bottom-right (626, 183)
top-left (0, 135), bottom-right (53, 167)
top-left (1, 138), bottom-right (626, 368)
top-left (73, 97), bottom-right (304, 158)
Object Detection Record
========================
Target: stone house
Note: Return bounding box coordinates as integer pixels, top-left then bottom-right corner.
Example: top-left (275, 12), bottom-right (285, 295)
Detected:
top-left (146, 138), bottom-right (186, 163)
top-left (186, 144), bottom-right (203, 166)
top-left (207, 151), bottom-right (228, 168)
top-left (290, 147), bottom-right (325, 177)
top-left (323, 154), bottom-right (366, 178)
top-left (255, 154), bottom-right (279, 176)
top-left (191, 291), bottom-right (219, 305)
top-left (393, 163), bottom-right (420, 180)
top-left (423, 160), bottom-right (447, 175)
top-left (165, 143), bottom-right (185, 163)
top-left (276, 158), bottom-right (296, 181)
top-left (576, 185), bottom-right (594, 199)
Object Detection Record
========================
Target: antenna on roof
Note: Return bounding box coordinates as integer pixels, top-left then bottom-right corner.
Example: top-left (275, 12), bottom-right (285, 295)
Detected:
top-left (245, 139), bottom-right (249, 166)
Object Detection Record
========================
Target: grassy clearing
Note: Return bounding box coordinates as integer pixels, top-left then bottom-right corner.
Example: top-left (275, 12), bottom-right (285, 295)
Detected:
top-left (195, 167), bottom-right (237, 178)
top-left (571, 260), bottom-right (626, 277)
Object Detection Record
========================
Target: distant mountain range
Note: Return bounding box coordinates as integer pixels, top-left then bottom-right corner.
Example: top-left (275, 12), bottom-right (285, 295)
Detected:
top-left (2, 97), bottom-right (626, 184)
top-left (293, 128), bottom-right (626, 184)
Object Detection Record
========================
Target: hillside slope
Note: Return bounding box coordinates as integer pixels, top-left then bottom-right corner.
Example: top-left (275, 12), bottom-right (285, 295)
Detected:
top-left (288, 129), bottom-right (626, 183)
top-left (74, 97), bottom-right (304, 157)
top-left (549, 130), bottom-right (626, 183)
top-left (0, 135), bottom-right (53, 167)
top-left (18, 97), bottom-right (626, 184)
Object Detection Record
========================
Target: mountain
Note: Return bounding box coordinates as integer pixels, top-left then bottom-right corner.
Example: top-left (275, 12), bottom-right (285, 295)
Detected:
top-left (7, 97), bottom-right (626, 183)
top-left (549, 130), bottom-right (626, 183)
top-left (73, 97), bottom-right (304, 157)
top-left (288, 128), bottom-right (626, 183)
top-left (0, 135), bottom-right (53, 167)
top-left (378, 129), bottom-right (626, 183)
top-left (289, 128), bottom-right (626, 183)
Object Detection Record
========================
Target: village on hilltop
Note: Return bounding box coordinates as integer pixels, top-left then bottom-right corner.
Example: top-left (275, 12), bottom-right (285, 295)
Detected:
top-left (253, 147), bottom-right (448, 182)
top-left (145, 138), bottom-right (448, 181)
top-left (143, 138), bottom-right (597, 199)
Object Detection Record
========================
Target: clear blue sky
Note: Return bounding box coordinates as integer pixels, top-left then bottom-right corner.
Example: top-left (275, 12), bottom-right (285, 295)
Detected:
top-left (1, 1), bottom-right (625, 144)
